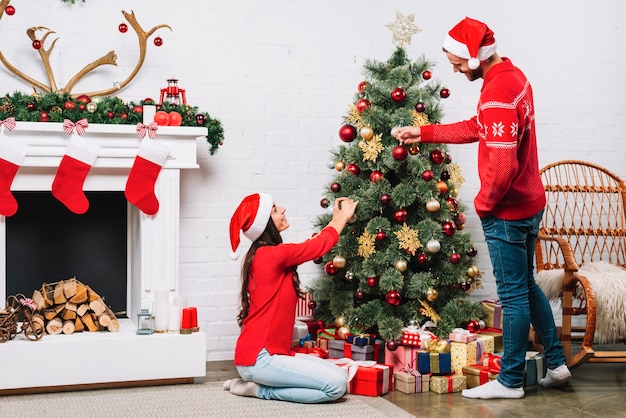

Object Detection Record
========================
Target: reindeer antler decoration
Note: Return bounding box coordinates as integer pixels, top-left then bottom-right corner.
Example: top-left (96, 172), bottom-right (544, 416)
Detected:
top-left (0, 2), bottom-right (171, 98)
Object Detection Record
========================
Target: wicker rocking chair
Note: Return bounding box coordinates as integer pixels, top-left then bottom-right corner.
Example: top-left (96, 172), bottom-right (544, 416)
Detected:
top-left (535, 160), bottom-right (626, 368)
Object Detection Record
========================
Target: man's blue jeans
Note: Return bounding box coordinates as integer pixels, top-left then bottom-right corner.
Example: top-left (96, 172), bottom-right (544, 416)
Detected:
top-left (236, 349), bottom-right (347, 403)
top-left (481, 210), bottom-right (567, 388)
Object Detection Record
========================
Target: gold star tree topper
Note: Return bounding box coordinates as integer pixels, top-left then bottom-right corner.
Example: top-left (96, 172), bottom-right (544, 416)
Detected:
top-left (386, 11), bottom-right (422, 48)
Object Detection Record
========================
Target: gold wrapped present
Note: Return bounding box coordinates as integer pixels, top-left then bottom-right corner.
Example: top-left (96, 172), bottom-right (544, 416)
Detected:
top-left (430, 374), bottom-right (467, 394)
top-left (394, 371), bottom-right (430, 393)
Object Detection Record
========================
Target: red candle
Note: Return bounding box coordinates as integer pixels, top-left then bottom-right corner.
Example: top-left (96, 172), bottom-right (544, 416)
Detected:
top-left (180, 307), bottom-right (193, 334)
top-left (188, 307), bottom-right (199, 332)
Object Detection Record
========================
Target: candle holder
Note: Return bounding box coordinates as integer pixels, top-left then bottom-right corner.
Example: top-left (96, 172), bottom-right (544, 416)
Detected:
top-left (159, 78), bottom-right (187, 106)
top-left (137, 297), bottom-right (154, 335)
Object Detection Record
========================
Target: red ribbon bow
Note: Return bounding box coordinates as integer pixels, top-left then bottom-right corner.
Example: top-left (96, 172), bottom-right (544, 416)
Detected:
top-left (63, 118), bottom-right (89, 136)
top-left (136, 122), bottom-right (159, 139)
top-left (0, 117), bottom-right (16, 132)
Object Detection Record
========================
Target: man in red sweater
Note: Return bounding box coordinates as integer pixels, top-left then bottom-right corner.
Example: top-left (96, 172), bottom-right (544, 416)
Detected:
top-left (395, 17), bottom-right (571, 399)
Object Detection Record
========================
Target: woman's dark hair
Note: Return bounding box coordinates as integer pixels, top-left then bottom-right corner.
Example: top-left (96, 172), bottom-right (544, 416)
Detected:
top-left (236, 217), bottom-right (305, 327)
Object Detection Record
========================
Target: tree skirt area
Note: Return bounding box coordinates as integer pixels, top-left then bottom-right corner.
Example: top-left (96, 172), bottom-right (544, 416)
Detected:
top-left (0, 382), bottom-right (413, 418)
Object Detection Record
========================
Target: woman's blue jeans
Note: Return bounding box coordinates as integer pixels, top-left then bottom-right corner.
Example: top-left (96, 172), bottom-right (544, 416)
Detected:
top-left (236, 349), bottom-right (348, 403)
top-left (481, 210), bottom-right (566, 388)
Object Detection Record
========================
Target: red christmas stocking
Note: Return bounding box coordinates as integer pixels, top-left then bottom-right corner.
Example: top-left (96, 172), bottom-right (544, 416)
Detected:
top-left (0, 135), bottom-right (27, 217)
top-left (52, 135), bottom-right (100, 214)
top-left (125, 138), bottom-right (169, 215)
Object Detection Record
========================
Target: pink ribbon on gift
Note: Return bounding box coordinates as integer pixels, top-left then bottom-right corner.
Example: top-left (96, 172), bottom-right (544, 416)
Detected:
top-left (0, 117), bottom-right (16, 132)
top-left (63, 118), bottom-right (89, 136)
top-left (400, 363), bottom-right (424, 392)
top-left (136, 122), bottom-right (159, 139)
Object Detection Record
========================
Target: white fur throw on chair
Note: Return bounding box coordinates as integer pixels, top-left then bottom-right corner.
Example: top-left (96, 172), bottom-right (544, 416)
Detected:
top-left (535, 261), bottom-right (626, 344)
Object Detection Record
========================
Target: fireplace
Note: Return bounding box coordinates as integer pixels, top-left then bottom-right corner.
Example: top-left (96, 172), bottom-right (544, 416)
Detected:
top-left (0, 122), bottom-right (206, 393)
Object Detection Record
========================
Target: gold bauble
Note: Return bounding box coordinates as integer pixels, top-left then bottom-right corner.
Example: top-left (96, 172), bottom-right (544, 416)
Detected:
top-left (334, 161), bottom-right (346, 171)
top-left (333, 255), bottom-right (347, 269)
top-left (394, 259), bottom-right (408, 272)
top-left (334, 316), bottom-right (346, 328)
top-left (426, 199), bottom-right (440, 212)
top-left (408, 144), bottom-right (420, 155)
top-left (467, 264), bottom-right (479, 278)
top-left (449, 188), bottom-right (458, 197)
top-left (337, 325), bottom-right (351, 339)
top-left (360, 126), bottom-right (374, 140)
top-left (426, 288), bottom-right (439, 302)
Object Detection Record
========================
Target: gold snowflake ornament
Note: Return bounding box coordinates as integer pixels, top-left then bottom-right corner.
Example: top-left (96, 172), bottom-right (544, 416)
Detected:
top-left (345, 106), bottom-right (364, 131)
top-left (357, 230), bottom-right (376, 259)
top-left (394, 223), bottom-right (422, 255)
top-left (358, 134), bottom-right (384, 162)
top-left (386, 11), bottom-right (422, 48)
top-left (419, 300), bottom-right (441, 323)
top-left (448, 163), bottom-right (465, 188)
top-left (411, 110), bottom-right (429, 127)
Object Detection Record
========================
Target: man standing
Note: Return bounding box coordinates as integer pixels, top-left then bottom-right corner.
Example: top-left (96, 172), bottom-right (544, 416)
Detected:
top-left (395, 17), bottom-right (571, 399)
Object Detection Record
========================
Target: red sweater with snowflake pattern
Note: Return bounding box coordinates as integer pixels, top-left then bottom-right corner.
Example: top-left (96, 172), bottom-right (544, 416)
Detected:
top-left (234, 226), bottom-right (338, 366)
top-left (420, 58), bottom-right (545, 220)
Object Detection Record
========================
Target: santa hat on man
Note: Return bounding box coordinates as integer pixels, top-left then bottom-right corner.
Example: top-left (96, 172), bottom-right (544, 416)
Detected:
top-left (229, 193), bottom-right (273, 260)
top-left (443, 17), bottom-right (497, 70)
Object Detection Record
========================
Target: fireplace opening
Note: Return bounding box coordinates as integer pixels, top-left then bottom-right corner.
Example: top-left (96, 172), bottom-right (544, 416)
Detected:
top-left (6, 191), bottom-right (128, 315)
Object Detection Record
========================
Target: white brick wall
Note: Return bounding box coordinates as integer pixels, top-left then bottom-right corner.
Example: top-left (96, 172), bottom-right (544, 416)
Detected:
top-left (2, 0), bottom-right (624, 360)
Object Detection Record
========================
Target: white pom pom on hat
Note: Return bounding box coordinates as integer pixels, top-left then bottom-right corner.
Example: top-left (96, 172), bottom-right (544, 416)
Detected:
top-left (442, 17), bottom-right (497, 70)
top-left (229, 193), bottom-right (273, 260)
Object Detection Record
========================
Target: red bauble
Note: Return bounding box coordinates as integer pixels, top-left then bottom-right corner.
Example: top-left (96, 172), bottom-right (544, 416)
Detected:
top-left (154, 37), bottom-right (163, 46)
top-left (357, 80), bottom-right (368, 94)
top-left (386, 340), bottom-right (399, 351)
top-left (107, 112), bottom-right (115, 119)
top-left (320, 198), bottom-right (330, 208)
top-left (355, 290), bottom-right (365, 300)
top-left (393, 208), bottom-right (408, 223)
top-left (386, 290), bottom-right (402, 306)
top-left (440, 88), bottom-right (450, 98)
top-left (467, 320), bottom-right (483, 333)
top-left (421, 170), bottom-right (434, 181)
top-left (63, 101), bottom-right (75, 110)
top-left (32, 40), bottom-right (41, 50)
top-left (346, 163), bottom-right (360, 176)
top-left (370, 170), bottom-right (384, 183)
top-left (391, 87), bottom-right (406, 102)
top-left (408, 144), bottom-right (420, 155)
top-left (355, 98), bottom-right (371, 113)
top-left (330, 182), bottom-right (341, 193)
top-left (367, 277), bottom-right (377, 287)
top-left (430, 149), bottom-right (445, 165)
top-left (27, 102), bottom-right (35, 111)
top-left (5, 5), bottom-right (15, 15)
top-left (376, 231), bottom-right (386, 241)
top-left (450, 252), bottom-right (462, 265)
top-left (307, 300), bottom-right (317, 310)
top-left (380, 193), bottom-right (391, 205)
top-left (133, 105), bottom-right (143, 113)
top-left (460, 281), bottom-right (471, 291)
top-left (324, 261), bottom-right (339, 275)
top-left (39, 111), bottom-right (49, 122)
top-left (455, 212), bottom-right (467, 226)
top-left (154, 110), bottom-right (170, 126)
top-left (447, 197), bottom-right (458, 211)
top-left (169, 111), bottom-right (183, 126)
top-left (196, 114), bottom-right (207, 125)
top-left (118, 23), bottom-right (128, 33)
top-left (392, 145), bottom-right (408, 161)
top-left (422, 70), bottom-right (432, 80)
top-left (415, 102), bottom-right (426, 112)
top-left (338, 124), bottom-right (357, 142)
top-left (121, 113), bottom-right (128, 120)
top-left (441, 221), bottom-right (456, 237)
top-left (440, 170), bottom-right (451, 181)
top-left (79, 104), bottom-right (85, 111)
top-left (417, 253), bottom-right (430, 266)
top-left (76, 94), bottom-right (91, 104)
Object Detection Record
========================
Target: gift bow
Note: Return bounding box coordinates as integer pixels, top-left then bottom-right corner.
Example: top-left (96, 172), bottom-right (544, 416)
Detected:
top-left (400, 363), bottom-right (420, 377)
top-left (479, 352), bottom-right (501, 373)
top-left (136, 122), bottom-right (159, 139)
top-left (0, 117), bottom-right (16, 132)
top-left (63, 118), bottom-right (89, 136)
top-left (425, 338), bottom-right (450, 353)
top-left (328, 358), bottom-right (377, 382)
top-left (451, 327), bottom-right (471, 335)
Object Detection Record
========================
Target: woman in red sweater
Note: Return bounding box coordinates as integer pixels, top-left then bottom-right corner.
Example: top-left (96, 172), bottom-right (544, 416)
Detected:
top-left (395, 17), bottom-right (570, 399)
top-left (225, 193), bottom-right (358, 403)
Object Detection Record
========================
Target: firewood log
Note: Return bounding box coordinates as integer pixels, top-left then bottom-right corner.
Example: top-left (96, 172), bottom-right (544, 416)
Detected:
top-left (63, 278), bottom-right (78, 299)
top-left (32, 314), bottom-right (45, 331)
top-left (81, 313), bottom-right (98, 332)
top-left (76, 304), bottom-right (90, 317)
top-left (43, 305), bottom-right (64, 321)
top-left (46, 317), bottom-right (63, 335)
top-left (69, 283), bottom-right (88, 304)
top-left (74, 317), bottom-right (85, 332)
top-left (42, 283), bottom-right (54, 307)
top-left (53, 280), bottom-right (67, 304)
top-left (61, 309), bottom-right (76, 321)
top-left (86, 286), bottom-right (101, 302)
top-left (31, 289), bottom-right (49, 310)
top-left (62, 320), bottom-right (75, 335)
top-left (89, 299), bottom-right (106, 316)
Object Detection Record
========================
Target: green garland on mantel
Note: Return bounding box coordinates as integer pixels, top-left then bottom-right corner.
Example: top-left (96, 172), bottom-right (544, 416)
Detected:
top-left (0, 91), bottom-right (224, 155)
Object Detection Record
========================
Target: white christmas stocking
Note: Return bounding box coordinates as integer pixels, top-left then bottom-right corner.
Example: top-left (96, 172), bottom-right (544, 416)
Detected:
top-left (0, 118), bottom-right (26, 217)
top-left (124, 138), bottom-right (169, 215)
top-left (52, 135), bottom-right (100, 214)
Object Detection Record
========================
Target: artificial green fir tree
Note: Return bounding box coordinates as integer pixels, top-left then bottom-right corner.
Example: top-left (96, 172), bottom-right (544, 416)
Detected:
top-left (307, 43), bottom-right (485, 347)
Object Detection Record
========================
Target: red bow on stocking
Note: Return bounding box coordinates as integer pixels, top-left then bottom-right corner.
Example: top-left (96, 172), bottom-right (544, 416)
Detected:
top-left (136, 122), bottom-right (159, 139)
top-left (0, 117), bottom-right (16, 132)
top-left (63, 118), bottom-right (89, 136)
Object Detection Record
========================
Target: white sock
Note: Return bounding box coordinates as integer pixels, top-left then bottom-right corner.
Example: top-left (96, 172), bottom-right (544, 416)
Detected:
top-left (462, 379), bottom-right (525, 399)
top-left (229, 378), bottom-right (260, 397)
top-left (539, 364), bottom-right (571, 388)
top-left (222, 379), bottom-right (233, 391)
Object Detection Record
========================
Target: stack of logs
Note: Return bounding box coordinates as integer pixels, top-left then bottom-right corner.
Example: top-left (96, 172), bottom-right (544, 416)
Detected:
top-left (31, 277), bottom-right (120, 335)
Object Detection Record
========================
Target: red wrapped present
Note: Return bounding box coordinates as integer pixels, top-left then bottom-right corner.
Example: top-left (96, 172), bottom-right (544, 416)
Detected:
top-left (384, 344), bottom-right (421, 373)
top-left (462, 364), bottom-right (499, 388)
top-left (400, 326), bottom-right (437, 348)
top-left (329, 359), bottom-right (392, 397)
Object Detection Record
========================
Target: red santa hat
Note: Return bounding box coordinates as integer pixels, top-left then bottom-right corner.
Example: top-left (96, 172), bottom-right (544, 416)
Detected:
top-left (443, 17), bottom-right (497, 70)
top-left (229, 193), bottom-right (273, 260)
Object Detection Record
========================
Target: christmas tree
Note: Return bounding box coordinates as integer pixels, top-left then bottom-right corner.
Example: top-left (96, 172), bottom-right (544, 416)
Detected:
top-left (307, 15), bottom-right (485, 346)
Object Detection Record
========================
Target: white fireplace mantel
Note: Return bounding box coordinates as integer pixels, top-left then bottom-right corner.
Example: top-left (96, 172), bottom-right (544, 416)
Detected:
top-left (0, 122), bottom-right (207, 394)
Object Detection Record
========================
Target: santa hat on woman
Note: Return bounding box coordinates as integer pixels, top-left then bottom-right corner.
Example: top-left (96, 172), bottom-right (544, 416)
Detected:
top-left (443, 17), bottom-right (497, 70)
top-left (229, 193), bottom-right (273, 260)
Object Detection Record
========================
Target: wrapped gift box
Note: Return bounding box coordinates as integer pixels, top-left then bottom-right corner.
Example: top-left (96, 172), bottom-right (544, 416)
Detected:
top-left (328, 339), bottom-right (385, 363)
top-left (417, 351), bottom-right (452, 375)
top-left (349, 363), bottom-right (392, 397)
top-left (481, 299), bottom-right (503, 330)
top-left (394, 371), bottom-right (430, 393)
top-left (479, 330), bottom-right (503, 352)
top-left (476, 334), bottom-right (495, 354)
top-left (449, 328), bottom-right (477, 343)
top-left (524, 351), bottom-right (547, 387)
top-left (292, 320), bottom-right (310, 340)
top-left (384, 344), bottom-right (421, 373)
top-left (347, 334), bottom-right (376, 347)
top-left (400, 327), bottom-right (437, 348)
top-left (462, 364), bottom-right (499, 388)
top-left (450, 339), bottom-right (489, 374)
top-left (430, 374), bottom-right (467, 394)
